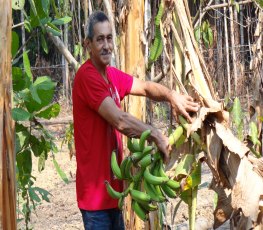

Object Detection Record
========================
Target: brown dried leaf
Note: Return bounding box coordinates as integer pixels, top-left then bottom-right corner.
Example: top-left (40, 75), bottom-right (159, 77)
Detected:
top-left (215, 121), bottom-right (249, 158)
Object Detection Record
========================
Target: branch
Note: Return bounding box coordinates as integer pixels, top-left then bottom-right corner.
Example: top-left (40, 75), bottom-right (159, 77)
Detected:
top-left (194, 0), bottom-right (253, 28)
top-left (48, 32), bottom-right (80, 71)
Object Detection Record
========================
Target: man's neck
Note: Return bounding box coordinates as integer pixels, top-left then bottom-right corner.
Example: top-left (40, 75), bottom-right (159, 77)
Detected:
top-left (90, 58), bottom-right (107, 80)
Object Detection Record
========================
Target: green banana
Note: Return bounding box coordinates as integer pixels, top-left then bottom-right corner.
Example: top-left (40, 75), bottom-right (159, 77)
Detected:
top-left (142, 145), bottom-right (154, 155)
top-left (139, 129), bottom-right (151, 151)
top-left (131, 201), bottom-right (148, 221)
top-left (138, 154), bottom-right (152, 168)
top-left (143, 179), bottom-right (166, 202)
top-left (118, 196), bottom-right (124, 210)
top-left (131, 151), bottom-right (143, 163)
top-left (120, 157), bottom-right (129, 179)
top-left (111, 151), bottom-right (122, 179)
top-left (123, 181), bottom-right (134, 196)
top-left (166, 179), bottom-right (180, 190)
top-left (132, 169), bottom-right (144, 182)
top-left (154, 184), bottom-right (167, 201)
top-left (132, 139), bottom-right (141, 152)
top-left (105, 180), bottom-right (123, 199)
top-left (144, 167), bottom-right (169, 185)
top-left (127, 138), bottom-right (136, 152)
top-left (130, 189), bottom-right (151, 203)
top-left (139, 202), bottom-right (158, 212)
top-left (168, 126), bottom-right (184, 146)
top-left (161, 183), bottom-right (177, 198)
top-left (158, 159), bottom-right (168, 178)
top-left (124, 157), bottom-right (133, 180)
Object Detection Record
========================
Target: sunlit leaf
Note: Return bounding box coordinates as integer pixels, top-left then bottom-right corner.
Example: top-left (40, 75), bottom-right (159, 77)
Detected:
top-left (52, 16), bottom-right (72, 25)
top-left (35, 103), bottom-right (60, 119)
top-left (53, 158), bottom-right (69, 184)
top-left (12, 108), bottom-right (31, 121)
top-left (41, 34), bottom-right (49, 54)
top-left (12, 0), bottom-right (25, 10)
top-left (23, 51), bottom-right (33, 82)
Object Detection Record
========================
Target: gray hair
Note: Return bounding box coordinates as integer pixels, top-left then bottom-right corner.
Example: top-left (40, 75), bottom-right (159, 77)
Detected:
top-left (86, 11), bottom-right (109, 40)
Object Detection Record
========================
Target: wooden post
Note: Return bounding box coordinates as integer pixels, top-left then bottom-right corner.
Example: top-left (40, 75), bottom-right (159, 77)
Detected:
top-left (0, 0), bottom-right (17, 228)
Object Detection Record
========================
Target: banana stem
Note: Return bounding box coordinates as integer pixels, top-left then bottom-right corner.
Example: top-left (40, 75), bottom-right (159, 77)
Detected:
top-left (188, 186), bottom-right (198, 230)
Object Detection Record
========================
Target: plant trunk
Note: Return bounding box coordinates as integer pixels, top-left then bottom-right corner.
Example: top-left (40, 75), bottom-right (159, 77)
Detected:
top-left (0, 0), bottom-right (16, 228)
top-left (119, 0), bottom-right (147, 229)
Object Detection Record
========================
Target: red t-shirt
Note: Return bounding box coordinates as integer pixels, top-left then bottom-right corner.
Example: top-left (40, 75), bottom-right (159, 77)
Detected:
top-left (73, 59), bottom-right (133, 210)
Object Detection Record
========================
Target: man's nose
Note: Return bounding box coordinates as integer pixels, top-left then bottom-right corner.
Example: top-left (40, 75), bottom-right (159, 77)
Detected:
top-left (103, 39), bottom-right (110, 49)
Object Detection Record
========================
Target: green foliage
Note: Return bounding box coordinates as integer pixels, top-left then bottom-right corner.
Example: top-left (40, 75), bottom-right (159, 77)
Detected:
top-left (255, 0), bottom-right (263, 8)
top-left (194, 20), bottom-right (214, 48)
top-left (230, 97), bottom-right (244, 140)
top-left (12, 0), bottom-right (72, 227)
top-left (148, 1), bottom-right (164, 66)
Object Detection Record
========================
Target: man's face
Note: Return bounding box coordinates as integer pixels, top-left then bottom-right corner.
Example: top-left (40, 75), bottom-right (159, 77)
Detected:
top-left (88, 21), bottom-right (113, 67)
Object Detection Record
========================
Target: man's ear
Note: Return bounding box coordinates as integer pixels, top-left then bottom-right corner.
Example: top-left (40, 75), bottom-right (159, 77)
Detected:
top-left (83, 39), bottom-right (91, 53)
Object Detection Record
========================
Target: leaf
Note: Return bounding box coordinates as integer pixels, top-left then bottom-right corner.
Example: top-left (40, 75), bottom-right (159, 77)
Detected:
top-left (155, 1), bottom-right (164, 26)
top-left (23, 51), bottom-right (33, 82)
top-left (174, 154), bottom-right (195, 179)
top-left (38, 151), bottom-right (47, 172)
top-left (12, 31), bottom-right (19, 58)
top-left (33, 187), bottom-right (51, 202)
top-left (28, 187), bottom-right (41, 202)
top-left (149, 26), bottom-right (163, 65)
top-left (41, 34), bottom-right (49, 54)
top-left (35, 103), bottom-right (60, 119)
top-left (15, 129), bottom-right (30, 153)
top-left (12, 0), bottom-right (25, 10)
top-left (30, 135), bottom-right (44, 157)
top-left (194, 26), bottom-right (201, 43)
top-left (46, 22), bottom-right (61, 36)
top-left (53, 158), bottom-right (69, 184)
top-left (12, 108), bottom-right (31, 121)
top-left (208, 28), bottom-right (213, 47)
top-left (249, 122), bottom-right (261, 146)
top-left (41, 0), bottom-right (50, 15)
top-left (52, 16), bottom-right (72, 25)
top-left (231, 97), bottom-right (243, 140)
top-left (12, 67), bottom-right (26, 91)
top-left (16, 150), bottom-right (32, 185)
top-left (33, 76), bottom-right (56, 90)
top-left (235, 2), bottom-right (240, 12)
top-left (30, 84), bottom-right (41, 104)
top-left (184, 162), bottom-right (201, 190)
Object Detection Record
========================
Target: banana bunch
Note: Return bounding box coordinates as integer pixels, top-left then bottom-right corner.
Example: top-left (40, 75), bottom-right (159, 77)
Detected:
top-left (105, 129), bottom-right (182, 221)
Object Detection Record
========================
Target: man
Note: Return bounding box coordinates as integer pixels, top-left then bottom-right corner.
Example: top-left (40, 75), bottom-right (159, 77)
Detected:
top-left (73, 11), bottom-right (199, 230)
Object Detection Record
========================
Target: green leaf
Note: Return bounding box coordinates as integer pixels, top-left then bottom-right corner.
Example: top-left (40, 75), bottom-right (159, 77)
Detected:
top-left (174, 154), bottom-right (195, 178)
top-left (16, 150), bottom-right (32, 185)
top-left (28, 187), bottom-right (41, 202)
top-left (12, 0), bottom-right (25, 10)
top-left (180, 189), bottom-right (192, 205)
top-left (30, 84), bottom-right (41, 104)
top-left (53, 158), bottom-right (69, 184)
top-left (23, 51), bottom-right (33, 82)
top-left (38, 151), bottom-right (47, 172)
top-left (208, 28), bottom-right (213, 47)
top-left (12, 108), bottom-right (31, 121)
top-left (33, 76), bottom-right (56, 90)
top-left (235, 2), bottom-right (240, 12)
top-left (35, 103), bottom-right (60, 119)
top-left (12, 67), bottom-right (26, 91)
top-left (12, 31), bottom-right (19, 58)
top-left (52, 16), bottom-right (72, 25)
top-left (15, 129), bottom-right (30, 153)
top-left (30, 135), bottom-right (44, 157)
top-left (231, 97), bottom-right (243, 140)
top-left (155, 1), bottom-right (164, 26)
top-left (46, 22), bottom-right (61, 36)
top-left (41, 34), bottom-right (49, 54)
top-left (33, 187), bottom-right (51, 202)
top-left (41, 0), bottom-right (50, 15)
top-left (194, 26), bottom-right (201, 43)
top-left (249, 122), bottom-right (261, 146)
top-left (149, 26), bottom-right (163, 65)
